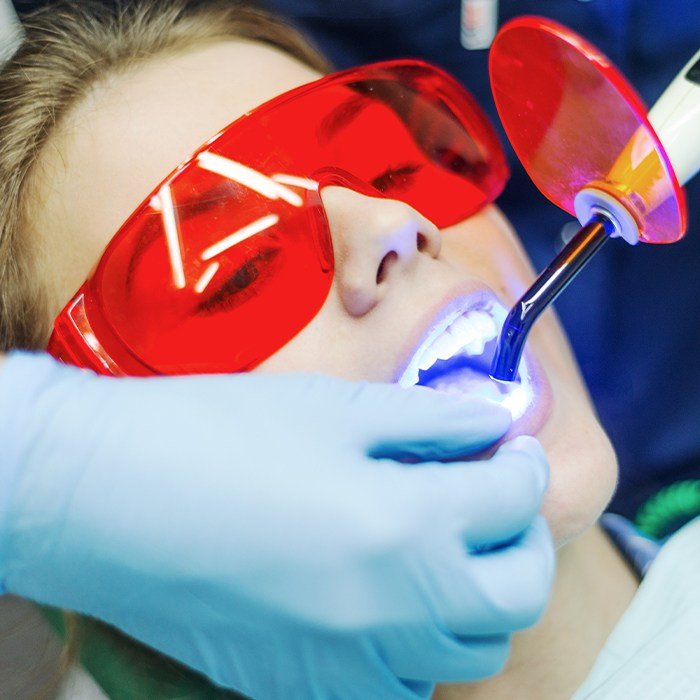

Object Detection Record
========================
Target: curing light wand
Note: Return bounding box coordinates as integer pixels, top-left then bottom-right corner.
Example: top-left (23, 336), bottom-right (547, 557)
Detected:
top-left (490, 42), bottom-right (700, 383)
top-left (490, 214), bottom-right (615, 382)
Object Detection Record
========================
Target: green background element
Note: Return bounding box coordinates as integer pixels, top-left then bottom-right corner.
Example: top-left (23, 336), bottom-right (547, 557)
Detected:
top-left (635, 480), bottom-right (700, 539)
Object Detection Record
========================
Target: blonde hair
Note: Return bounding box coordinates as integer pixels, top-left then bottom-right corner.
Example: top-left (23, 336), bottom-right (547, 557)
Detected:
top-left (0, 0), bottom-right (329, 351)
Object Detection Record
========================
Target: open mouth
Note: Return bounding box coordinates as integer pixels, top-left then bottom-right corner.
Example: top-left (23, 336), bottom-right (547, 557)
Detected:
top-left (398, 297), bottom-right (538, 422)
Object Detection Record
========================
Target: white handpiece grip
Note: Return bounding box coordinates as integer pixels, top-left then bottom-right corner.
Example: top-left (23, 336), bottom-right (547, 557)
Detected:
top-left (647, 48), bottom-right (700, 187)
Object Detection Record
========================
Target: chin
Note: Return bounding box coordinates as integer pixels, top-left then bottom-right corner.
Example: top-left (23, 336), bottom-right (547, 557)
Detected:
top-left (543, 422), bottom-right (618, 546)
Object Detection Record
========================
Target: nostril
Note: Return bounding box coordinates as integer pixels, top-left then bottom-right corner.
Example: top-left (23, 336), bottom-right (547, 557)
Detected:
top-left (417, 232), bottom-right (429, 252)
top-left (376, 250), bottom-right (398, 284)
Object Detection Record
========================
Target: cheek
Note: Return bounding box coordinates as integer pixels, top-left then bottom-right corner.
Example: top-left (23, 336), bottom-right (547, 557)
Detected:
top-left (540, 404), bottom-right (618, 545)
top-left (254, 287), bottom-right (389, 382)
top-left (441, 207), bottom-right (538, 305)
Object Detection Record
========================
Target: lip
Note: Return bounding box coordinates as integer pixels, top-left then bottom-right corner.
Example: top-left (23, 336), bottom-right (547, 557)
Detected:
top-left (393, 282), bottom-right (553, 441)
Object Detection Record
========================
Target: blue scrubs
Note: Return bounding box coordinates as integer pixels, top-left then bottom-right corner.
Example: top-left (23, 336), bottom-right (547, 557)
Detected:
top-left (262, 0), bottom-right (700, 523)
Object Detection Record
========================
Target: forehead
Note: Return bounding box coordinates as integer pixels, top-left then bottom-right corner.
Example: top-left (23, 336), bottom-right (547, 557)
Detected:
top-left (33, 40), bottom-right (321, 316)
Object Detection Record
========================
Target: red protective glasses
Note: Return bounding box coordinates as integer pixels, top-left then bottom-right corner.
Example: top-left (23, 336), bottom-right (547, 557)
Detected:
top-left (48, 60), bottom-right (508, 376)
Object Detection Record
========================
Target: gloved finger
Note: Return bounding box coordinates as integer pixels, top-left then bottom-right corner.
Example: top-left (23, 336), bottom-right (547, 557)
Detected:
top-left (440, 516), bottom-right (555, 636)
top-left (355, 384), bottom-right (511, 461)
top-left (410, 435), bottom-right (549, 545)
top-left (377, 624), bottom-right (510, 683)
top-left (281, 629), bottom-right (430, 700)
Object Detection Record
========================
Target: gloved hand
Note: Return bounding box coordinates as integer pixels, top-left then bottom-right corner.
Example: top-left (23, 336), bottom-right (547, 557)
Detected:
top-left (0, 351), bottom-right (554, 699)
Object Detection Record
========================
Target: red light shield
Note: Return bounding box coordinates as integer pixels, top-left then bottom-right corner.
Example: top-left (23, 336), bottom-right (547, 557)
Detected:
top-left (489, 16), bottom-right (686, 243)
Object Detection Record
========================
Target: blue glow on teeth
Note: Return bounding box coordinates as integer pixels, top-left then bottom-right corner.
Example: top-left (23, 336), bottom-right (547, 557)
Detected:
top-left (427, 363), bottom-right (533, 420)
top-left (400, 303), bottom-right (502, 388)
top-left (398, 299), bottom-right (535, 421)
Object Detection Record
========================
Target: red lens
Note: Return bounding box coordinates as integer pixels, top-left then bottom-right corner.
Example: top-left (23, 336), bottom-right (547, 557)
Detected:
top-left (51, 61), bottom-right (508, 375)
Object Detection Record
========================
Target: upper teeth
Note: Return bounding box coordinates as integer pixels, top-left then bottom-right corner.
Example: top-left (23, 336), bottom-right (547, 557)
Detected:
top-left (400, 305), bottom-right (501, 387)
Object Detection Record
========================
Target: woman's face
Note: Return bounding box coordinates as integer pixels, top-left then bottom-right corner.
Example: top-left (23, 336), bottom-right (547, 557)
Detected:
top-left (32, 40), bottom-right (616, 544)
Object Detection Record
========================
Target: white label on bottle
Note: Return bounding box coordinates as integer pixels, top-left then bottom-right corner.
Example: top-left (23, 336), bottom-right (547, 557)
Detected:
top-left (460, 0), bottom-right (499, 50)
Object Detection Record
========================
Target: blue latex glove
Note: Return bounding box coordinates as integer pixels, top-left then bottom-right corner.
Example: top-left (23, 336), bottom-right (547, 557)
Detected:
top-left (0, 351), bottom-right (554, 699)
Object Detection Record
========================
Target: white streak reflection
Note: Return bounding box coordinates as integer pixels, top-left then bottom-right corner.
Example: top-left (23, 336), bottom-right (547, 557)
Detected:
top-left (159, 185), bottom-right (186, 290)
top-left (271, 173), bottom-right (319, 191)
top-left (201, 214), bottom-right (279, 261)
top-left (197, 152), bottom-right (303, 206)
top-left (194, 262), bottom-right (221, 294)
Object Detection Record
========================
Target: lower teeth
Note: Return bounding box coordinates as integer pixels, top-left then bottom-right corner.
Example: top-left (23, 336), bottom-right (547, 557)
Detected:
top-left (424, 365), bottom-right (532, 420)
top-left (424, 367), bottom-right (503, 402)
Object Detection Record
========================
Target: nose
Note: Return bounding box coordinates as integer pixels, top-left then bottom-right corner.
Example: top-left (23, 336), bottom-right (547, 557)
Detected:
top-left (320, 186), bottom-right (442, 316)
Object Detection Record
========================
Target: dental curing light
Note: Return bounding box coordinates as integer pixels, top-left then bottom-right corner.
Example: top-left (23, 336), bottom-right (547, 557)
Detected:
top-left (488, 17), bottom-right (700, 382)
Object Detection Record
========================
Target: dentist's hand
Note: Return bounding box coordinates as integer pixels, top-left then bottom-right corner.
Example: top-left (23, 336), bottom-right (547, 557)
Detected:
top-left (0, 352), bottom-right (553, 699)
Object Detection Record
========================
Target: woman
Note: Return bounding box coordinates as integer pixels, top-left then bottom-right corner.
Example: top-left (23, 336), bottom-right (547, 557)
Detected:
top-left (0, 1), bottom-right (695, 699)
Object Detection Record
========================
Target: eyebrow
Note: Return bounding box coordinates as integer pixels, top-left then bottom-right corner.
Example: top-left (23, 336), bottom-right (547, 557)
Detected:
top-left (318, 94), bottom-right (370, 145)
